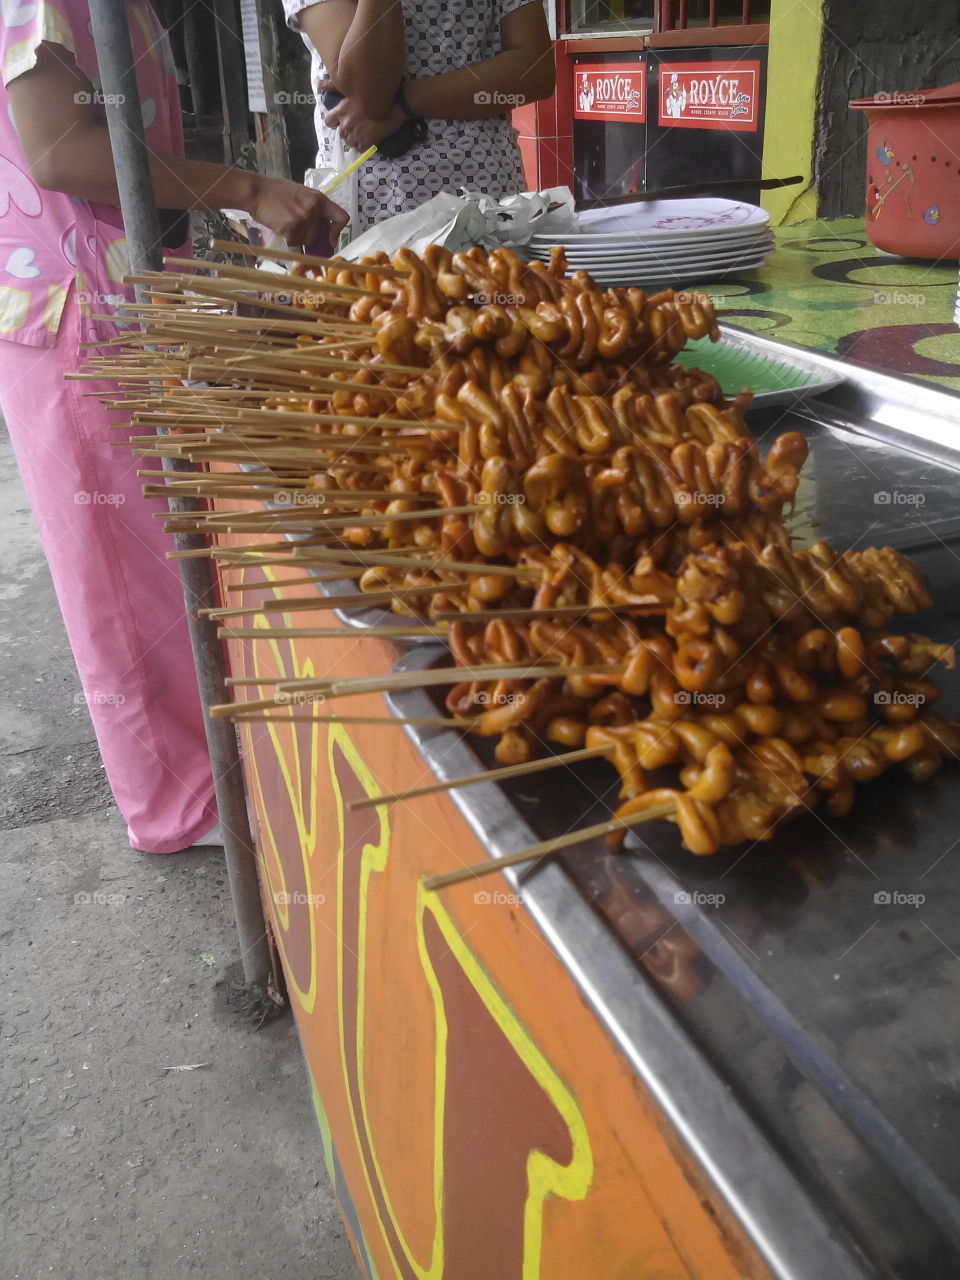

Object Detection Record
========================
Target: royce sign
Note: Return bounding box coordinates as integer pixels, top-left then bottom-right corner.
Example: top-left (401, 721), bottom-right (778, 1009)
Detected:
top-left (658, 61), bottom-right (760, 131)
top-left (573, 62), bottom-right (646, 123)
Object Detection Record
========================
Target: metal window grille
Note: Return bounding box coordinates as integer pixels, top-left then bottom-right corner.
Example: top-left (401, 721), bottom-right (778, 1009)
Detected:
top-left (654, 0), bottom-right (769, 30)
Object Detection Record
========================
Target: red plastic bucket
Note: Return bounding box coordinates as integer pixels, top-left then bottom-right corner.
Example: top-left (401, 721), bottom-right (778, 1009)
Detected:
top-left (849, 82), bottom-right (960, 259)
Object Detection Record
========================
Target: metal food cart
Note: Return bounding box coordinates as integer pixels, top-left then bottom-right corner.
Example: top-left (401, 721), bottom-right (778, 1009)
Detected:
top-left (216, 332), bottom-right (960, 1279)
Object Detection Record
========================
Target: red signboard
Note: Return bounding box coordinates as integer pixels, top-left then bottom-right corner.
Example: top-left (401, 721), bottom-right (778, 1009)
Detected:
top-left (573, 62), bottom-right (646, 123)
top-left (658, 61), bottom-right (761, 131)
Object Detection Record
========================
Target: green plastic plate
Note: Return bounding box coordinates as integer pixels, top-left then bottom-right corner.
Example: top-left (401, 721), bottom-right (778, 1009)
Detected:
top-left (675, 337), bottom-right (844, 408)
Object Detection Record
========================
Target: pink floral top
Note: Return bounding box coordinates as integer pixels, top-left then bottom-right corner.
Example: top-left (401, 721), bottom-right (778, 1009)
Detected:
top-left (0, 0), bottom-right (186, 347)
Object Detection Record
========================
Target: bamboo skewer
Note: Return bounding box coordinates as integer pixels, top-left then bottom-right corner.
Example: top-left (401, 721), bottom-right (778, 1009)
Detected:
top-left (225, 676), bottom-right (284, 687)
top-left (159, 456), bottom-right (400, 475)
top-left (143, 486), bottom-right (427, 505)
top-left (124, 395), bottom-right (318, 413)
top-left (131, 422), bottom-right (458, 444)
top-left (180, 366), bottom-right (406, 396)
top-left (114, 302), bottom-right (379, 337)
top-left (133, 408), bottom-right (455, 431)
top-left (273, 661), bottom-right (613, 698)
top-left (223, 577), bottom-right (333, 593)
top-left (128, 432), bottom-right (220, 445)
top-left (142, 479), bottom-right (423, 497)
top-left (423, 804), bottom-right (676, 891)
top-left (210, 539), bottom-right (425, 560)
top-left (161, 257), bottom-right (383, 299)
top-left (205, 547), bottom-right (538, 581)
top-left (348, 744), bottom-right (609, 810)
top-left (216, 550), bottom-right (426, 574)
top-left (223, 350), bottom-right (424, 376)
top-left (65, 369), bottom-right (179, 382)
top-left (110, 332), bottom-right (368, 358)
top-left (130, 394), bottom-right (303, 407)
top-left (129, 422), bottom-right (411, 440)
top-left (287, 541), bottom-right (426, 557)
top-left (138, 467), bottom-right (262, 480)
top-left (159, 533), bottom-right (538, 580)
top-left (102, 337), bottom-right (385, 365)
top-left (203, 582), bottom-right (459, 618)
top-left (178, 503), bottom-right (482, 532)
top-left (86, 323), bottom-right (299, 351)
top-left (210, 238), bottom-right (411, 276)
top-left (216, 545), bottom-right (541, 577)
top-left (209, 660), bottom-right (610, 716)
top-left (92, 334), bottom-right (301, 360)
top-left (210, 694), bottom-right (323, 716)
top-left (129, 416), bottom-right (485, 448)
top-left (431, 602), bottom-right (668, 622)
top-left (219, 624), bottom-right (448, 640)
top-left (224, 572), bottom-right (371, 591)
top-left (137, 467), bottom-right (319, 480)
top-left (203, 594), bottom-right (381, 617)
top-left (123, 275), bottom-right (365, 321)
top-left (166, 527), bottom-right (401, 560)
top-left (231, 712), bottom-right (472, 728)
top-left (139, 436), bottom-right (457, 455)
top-left (168, 541), bottom-right (294, 561)
top-left (195, 565), bottom-right (527, 609)
top-left (141, 438), bottom-right (449, 459)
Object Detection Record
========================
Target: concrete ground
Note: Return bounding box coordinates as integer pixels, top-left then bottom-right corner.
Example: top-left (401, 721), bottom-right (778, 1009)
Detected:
top-left (0, 424), bottom-right (358, 1280)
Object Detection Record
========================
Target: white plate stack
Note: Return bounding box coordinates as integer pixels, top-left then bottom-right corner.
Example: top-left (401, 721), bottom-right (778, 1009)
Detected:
top-left (527, 197), bottom-right (773, 287)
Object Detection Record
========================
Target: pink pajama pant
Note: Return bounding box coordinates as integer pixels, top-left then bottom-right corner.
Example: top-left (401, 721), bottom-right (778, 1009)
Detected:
top-left (0, 297), bottom-right (217, 851)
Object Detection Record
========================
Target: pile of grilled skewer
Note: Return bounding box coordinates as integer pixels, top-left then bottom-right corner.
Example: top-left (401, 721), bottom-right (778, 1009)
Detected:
top-left (85, 241), bottom-right (959, 864)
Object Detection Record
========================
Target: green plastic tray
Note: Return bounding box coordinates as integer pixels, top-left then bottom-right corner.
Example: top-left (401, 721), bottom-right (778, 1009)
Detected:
top-left (675, 337), bottom-right (844, 408)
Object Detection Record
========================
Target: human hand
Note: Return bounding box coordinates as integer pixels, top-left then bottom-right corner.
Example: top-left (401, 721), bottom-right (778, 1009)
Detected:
top-left (246, 174), bottom-right (349, 245)
top-left (324, 91), bottom-right (406, 152)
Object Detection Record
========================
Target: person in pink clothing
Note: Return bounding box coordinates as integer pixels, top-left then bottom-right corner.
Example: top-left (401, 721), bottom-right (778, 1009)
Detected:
top-left (0, 0), bottom-right (346, 851)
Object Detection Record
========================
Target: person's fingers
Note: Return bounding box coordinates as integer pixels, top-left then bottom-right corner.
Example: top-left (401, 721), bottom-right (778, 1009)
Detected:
top-left (253, 182), bottom-right (348, 248)
top-left (295, 197), bottom-right (347, 245)
top-left (324, 196), bottom-right (349, 237)
top-left (326, 102), bottom-right (344, 127)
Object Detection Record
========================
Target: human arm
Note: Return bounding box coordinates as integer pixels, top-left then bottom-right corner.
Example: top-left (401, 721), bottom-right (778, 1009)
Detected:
top-left (296, 0), bottom-right (404, 117)
top-left (8, 43), bottom-right (348, 244)
top-left (325, 1), bottom-right (554, 150)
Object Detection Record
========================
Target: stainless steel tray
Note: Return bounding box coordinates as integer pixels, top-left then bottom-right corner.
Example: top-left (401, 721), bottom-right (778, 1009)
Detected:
top-left (375, 341), bottom-right (960, 1279)
top-left (722, 325), bottom-right (960, 557)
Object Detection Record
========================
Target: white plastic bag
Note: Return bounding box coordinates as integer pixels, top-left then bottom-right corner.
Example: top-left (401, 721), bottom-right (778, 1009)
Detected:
top-left (340, 187), bottom-right (577, 260)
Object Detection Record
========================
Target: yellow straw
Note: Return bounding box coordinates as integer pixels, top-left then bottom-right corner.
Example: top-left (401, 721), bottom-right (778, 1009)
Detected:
top-left (322, 145), bottom-right (378, 195)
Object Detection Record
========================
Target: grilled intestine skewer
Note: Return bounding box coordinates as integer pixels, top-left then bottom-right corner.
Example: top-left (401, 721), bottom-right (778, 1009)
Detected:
top-left (593, 709), bottom-right (960, 855)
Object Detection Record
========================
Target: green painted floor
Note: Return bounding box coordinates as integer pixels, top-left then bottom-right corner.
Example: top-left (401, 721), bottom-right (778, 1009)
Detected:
top-left (684, 217), bottom-right (960, 390)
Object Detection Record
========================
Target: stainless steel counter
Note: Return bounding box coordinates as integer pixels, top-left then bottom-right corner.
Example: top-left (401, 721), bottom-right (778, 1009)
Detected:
top-left (362, 335), bottom-right (960, 1280)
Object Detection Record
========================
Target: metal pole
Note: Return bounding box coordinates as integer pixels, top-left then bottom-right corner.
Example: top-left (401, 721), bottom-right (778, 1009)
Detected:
top-left (88, 0), bottom-right (271, 987)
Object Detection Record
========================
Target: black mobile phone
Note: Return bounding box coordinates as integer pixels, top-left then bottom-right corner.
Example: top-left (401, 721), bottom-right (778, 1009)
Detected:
top-left (319, 90), bottom-right (426, 160)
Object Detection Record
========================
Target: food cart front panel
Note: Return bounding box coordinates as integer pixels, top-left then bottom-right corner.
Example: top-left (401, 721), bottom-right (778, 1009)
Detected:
top-left (220, 581), bottom-right (780, 1279)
